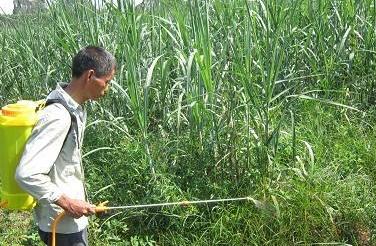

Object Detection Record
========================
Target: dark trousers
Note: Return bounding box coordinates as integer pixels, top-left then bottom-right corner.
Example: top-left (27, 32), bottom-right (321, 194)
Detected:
top-left (38, 227), bottom-right (88, 246)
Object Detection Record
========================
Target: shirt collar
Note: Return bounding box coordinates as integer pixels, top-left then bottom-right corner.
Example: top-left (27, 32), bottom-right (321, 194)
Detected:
top-left (47, 82), bottom-right (83, 112)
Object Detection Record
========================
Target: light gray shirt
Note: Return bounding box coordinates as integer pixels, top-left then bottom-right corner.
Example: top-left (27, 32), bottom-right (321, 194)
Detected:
top-left (15, 83), bottom-right (88, 234)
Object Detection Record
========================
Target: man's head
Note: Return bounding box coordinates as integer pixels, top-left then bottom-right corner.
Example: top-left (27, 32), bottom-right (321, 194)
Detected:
top-left (72, 46), bottom-right (116, 78)
top-left (69, 46), bottom-right (116, 103)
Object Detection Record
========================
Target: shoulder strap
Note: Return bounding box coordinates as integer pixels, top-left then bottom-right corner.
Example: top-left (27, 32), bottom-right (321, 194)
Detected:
top-left (45, 99), bottom-right (79, 148)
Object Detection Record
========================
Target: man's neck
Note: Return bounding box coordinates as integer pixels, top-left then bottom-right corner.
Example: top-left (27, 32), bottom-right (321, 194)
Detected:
top-left (64, 80), bottom-right (86, 105)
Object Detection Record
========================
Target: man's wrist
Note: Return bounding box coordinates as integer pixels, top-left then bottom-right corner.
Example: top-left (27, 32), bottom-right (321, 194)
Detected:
top-left (54, 194), bottom-right (70, 210)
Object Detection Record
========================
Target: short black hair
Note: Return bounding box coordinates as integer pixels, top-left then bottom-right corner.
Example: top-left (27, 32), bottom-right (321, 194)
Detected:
top-left (72, 46), bottom-right (116, 78)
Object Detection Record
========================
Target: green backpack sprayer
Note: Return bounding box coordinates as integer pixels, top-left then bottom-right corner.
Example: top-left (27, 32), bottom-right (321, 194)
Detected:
top-left (0, 100), bottom-right (41, 210)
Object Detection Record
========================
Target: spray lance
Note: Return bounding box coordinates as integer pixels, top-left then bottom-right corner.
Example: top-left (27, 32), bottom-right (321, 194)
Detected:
top-left (52, 196), bottom-right (266, 246)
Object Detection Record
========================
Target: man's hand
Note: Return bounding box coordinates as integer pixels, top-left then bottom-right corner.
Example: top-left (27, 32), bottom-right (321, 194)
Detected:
top-left (55, 194), bottom-right (96, 219)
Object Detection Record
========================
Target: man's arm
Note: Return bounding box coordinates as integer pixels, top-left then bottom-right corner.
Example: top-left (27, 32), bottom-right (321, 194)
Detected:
top-left (15, 104), bottom-right (95, 217)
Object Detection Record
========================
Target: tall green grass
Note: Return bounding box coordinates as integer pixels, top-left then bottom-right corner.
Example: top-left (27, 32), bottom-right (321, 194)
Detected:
top-left (0, 0), bottom-right (375, 245)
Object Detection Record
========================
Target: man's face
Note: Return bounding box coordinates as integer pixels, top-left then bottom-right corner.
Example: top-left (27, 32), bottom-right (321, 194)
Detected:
top-left (88, 68), bottom-right (116, 100)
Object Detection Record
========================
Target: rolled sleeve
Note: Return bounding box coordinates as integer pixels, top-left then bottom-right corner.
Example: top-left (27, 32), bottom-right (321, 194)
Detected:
top-left (15, 104), bottom-right (70, 204)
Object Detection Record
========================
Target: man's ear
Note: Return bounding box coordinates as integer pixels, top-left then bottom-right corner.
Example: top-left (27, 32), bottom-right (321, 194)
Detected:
top-left (87, 69), bottom-right (95, 80)
top-left (82, 69), bottom-right (95, 84)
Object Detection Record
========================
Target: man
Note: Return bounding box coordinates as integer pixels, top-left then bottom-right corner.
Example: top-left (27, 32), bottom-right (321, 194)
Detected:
top-left (15, 46), bottom-right (116, 246)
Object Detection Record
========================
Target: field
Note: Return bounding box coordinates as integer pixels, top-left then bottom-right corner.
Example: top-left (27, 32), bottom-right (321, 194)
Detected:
top-left (0, 0), bottom-right (375, 245)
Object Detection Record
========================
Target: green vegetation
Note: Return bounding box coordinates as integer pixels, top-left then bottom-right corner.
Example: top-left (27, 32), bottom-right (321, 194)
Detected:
top-left (0, 0), bottom-right (375, 245)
